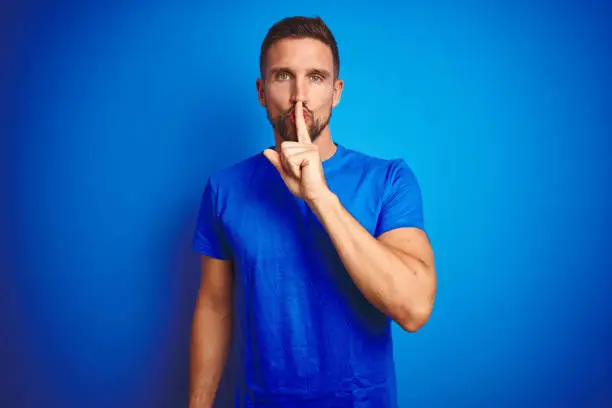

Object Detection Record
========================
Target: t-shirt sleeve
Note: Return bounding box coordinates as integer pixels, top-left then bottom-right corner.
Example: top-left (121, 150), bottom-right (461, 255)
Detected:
top-left (192, 177), bottom-right (233, 260)
top-left (374, 159), bottom-right (425, 237)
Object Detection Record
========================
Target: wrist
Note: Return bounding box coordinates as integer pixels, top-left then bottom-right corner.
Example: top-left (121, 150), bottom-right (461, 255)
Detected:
top-left (307, 189), bottom-right (339, 217)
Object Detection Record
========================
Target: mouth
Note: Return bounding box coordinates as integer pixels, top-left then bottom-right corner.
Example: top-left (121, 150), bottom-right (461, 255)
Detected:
top-left (287, 110), bottom-right (310, 123)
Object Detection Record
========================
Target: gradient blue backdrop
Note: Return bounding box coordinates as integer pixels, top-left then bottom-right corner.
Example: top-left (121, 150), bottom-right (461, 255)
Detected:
top-left (2, 1), bottom-right (611, 407)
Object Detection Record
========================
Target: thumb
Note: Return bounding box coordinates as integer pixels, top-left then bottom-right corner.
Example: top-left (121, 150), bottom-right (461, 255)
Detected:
top-left (263, 148), bottom-right (284, 175)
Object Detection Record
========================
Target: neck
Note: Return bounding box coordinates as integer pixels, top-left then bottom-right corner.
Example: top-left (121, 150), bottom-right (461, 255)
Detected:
top-left (274, 128), bottom-right (337, 161)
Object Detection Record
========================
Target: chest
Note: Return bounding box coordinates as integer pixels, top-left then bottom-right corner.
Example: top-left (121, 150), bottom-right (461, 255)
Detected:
top-left (220, 180), bottom-right (382, 264)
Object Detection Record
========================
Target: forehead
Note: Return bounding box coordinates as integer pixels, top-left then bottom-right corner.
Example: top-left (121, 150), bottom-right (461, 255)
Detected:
top-left (265, 37), bottom-right (334, 71)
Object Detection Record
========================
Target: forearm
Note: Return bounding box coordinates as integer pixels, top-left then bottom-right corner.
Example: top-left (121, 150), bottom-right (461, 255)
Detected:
top-left (308, 192), bottom-right (433, 331)
top-left (189, 299), bottom-right (233, 408)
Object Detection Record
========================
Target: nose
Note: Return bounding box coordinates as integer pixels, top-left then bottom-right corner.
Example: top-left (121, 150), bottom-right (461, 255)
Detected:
top-left (290, 76), bottom-right (309, 106)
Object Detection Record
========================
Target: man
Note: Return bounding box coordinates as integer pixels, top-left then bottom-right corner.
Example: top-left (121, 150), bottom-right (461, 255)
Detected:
top-left (189, 16), bottom-right (436, 408)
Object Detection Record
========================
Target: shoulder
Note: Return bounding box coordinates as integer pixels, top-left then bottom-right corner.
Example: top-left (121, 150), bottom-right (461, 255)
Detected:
top-left (340, 144), bottom-right (418, 185)
top-left (205, 151), bottom-right (269, 194)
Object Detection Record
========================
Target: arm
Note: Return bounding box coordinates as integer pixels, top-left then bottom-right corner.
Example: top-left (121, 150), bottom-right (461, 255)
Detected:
top-left (308, 193), bottom-right (436, 332)
top-left (262, 101), bottom-right (435, 332)
top-left (189, 255), bottom-right (234, 408)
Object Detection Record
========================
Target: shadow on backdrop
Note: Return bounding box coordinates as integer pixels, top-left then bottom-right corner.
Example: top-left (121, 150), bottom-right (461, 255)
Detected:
top-left (159, 101), bottom-right (260, 408)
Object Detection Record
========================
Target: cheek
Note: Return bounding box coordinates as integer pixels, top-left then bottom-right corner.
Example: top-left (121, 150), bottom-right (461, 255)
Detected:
top-left (310, 87), bottom-right (335, 112)
top-left (266, 83), bottom-right (290, 105)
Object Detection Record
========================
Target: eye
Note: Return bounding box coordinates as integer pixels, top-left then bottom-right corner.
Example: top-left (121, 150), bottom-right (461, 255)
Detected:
top-left (276, 71), bottom-right (290, 81)
top-left (310, 75), bottom-right (323, 82)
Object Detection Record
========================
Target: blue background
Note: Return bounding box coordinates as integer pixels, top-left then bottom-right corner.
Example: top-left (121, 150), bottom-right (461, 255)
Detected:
top-left (2, 1), bottom-right (611, 407)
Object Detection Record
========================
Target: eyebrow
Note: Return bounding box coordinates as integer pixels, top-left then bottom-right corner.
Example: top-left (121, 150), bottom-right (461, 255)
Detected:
top-left (268, 67), bottom-right (332, 79)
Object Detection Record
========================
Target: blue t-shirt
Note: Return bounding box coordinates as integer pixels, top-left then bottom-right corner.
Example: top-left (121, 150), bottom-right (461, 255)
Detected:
top-left (192, 143), bottom-right (425, 408)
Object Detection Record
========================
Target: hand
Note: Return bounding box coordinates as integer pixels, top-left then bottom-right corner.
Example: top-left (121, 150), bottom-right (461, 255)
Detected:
top-left (263, 101), bottom-right (331, 203)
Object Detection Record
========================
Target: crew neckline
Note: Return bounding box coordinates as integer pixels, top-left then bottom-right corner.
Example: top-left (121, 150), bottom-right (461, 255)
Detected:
top-left (322, 142), bottom-right (344, 170)
top-left (261, 142), bottom-right (346, 171)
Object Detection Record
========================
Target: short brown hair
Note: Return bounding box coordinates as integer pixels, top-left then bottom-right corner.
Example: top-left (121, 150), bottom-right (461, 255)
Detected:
top-left (259, 16), bottom-right (340, 80)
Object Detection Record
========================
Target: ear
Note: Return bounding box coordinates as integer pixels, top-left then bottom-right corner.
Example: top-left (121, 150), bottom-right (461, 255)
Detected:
top-left (256, 78), bottom-right (266, 107)
top-left (332, 78), bottom-right (344, 108)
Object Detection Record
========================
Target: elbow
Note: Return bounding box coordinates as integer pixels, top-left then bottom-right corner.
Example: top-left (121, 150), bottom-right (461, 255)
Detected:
top-left (394, 297), bottom-right (435, 333)
top-left (396, 309), bottom-right (431, 333)
top-left (396, 267), bottom-right (437, 333)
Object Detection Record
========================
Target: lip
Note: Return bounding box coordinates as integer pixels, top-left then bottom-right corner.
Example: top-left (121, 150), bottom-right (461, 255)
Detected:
top-left (287, 111), bottom-right (310, 122)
